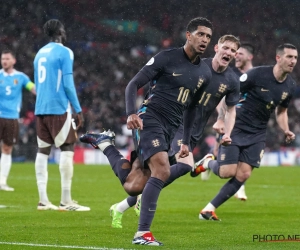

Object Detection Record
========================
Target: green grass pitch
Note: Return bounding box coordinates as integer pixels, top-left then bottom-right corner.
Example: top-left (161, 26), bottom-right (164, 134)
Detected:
top-left (0, 163), bottom-right (299, 250)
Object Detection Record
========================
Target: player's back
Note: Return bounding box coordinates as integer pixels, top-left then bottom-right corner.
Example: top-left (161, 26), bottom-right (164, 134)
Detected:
top-left (34, 42), bottom-right (74, 115)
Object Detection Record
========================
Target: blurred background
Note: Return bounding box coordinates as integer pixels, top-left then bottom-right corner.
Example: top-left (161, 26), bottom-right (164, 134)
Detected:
top-left (1, 0), bottom-right (300, 163)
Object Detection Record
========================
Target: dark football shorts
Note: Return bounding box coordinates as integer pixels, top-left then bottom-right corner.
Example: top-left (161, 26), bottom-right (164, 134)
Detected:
top-left (170, 124), bottom-right (193, 156)
top-left (0, 118), bottom-right (19, 146)
top-left (36, 112), bottom-right (77, 148)
top-left (133, 116), bottom-right (175, 167)
top-left (217, 127), bottom-right (266, 168)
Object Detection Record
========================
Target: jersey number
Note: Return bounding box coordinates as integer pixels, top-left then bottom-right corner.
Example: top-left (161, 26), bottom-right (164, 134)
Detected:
top-left (199, 91), bottom-right (211, 106)
top-left (38, 57), bottom-right (47, 83)
top-left (5, 86), bottom-right (11, 95)
top-left (177, 87), bottom-right (190, 104)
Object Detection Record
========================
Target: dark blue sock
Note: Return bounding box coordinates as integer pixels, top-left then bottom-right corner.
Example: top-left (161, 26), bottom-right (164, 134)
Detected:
top-left (163, 162), bottom-right (192, 188)
top-left (138, 177), bottom-right (164, 231)
top-left (211, 177), bottom-right (244, 208)
top-left (127, 196), bottom-right (137, 207)
top-left (208, 160), bottom-right (221, 176)
top-left (103, 145), bottom-right (131, 185)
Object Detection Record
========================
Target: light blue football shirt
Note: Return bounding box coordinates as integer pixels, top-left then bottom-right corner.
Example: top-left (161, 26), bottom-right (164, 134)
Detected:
top-left (0, 69), bottom-right (33, 119)
top-left (34, 42), bottom-right (81, 115)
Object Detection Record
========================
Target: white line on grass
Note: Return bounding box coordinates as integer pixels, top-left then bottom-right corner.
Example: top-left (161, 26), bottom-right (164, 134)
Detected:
top-left (0, 242), bottom-right (136, 250)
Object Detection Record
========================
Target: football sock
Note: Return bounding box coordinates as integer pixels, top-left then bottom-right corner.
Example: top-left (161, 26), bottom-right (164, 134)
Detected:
top-left (59, 151), bottom-right (74, 204)
top-left (202, 202), bottom-right (216, 212)
top-left (138, 177), bottom-right (164, 231)
top-left (208, 160), bottom-right (221, 176)
top-left (116, 196), bottom-right (137, 212)
top-left (163, 162), bottom-right (191, 188)
top-left (103, 145), bottom-right (131, 185)
top-left (127, 195), bottom-right (138, 207)
top-left (135, 231), bottom-right (150, 237)
top-left (0, 153), bottom-right (12, 185)
top-left (211, 177), bottom-right (244, 208)
top-left (98, 142), bottom-right (111, 151)
top-left (35, 153), bottom-right (49, 203)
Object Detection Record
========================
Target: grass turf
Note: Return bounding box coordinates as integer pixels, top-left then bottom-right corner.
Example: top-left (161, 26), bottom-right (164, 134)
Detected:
top-left (0, 163), bottom-right (299, 250)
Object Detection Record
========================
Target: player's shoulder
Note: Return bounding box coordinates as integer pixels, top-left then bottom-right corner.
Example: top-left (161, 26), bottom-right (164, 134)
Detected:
top-left (202, 57), bottom-right (212, 64)
top-left (202, 57), bottom-right (213, 69)
top-left (248, 65), bottom-right (273, 74)
top-left (225, 67), bottom-right (240, 82)
top-left (57, 44), bottom-right (74, 60)
top-left (13, 70), bottom-right (27, 76)
top-left (40, 43), bottom-right (74, 60)
top-left (286, 74), bottom-right (296, 87)
top-left (156, 47), bottom-right (182, 57)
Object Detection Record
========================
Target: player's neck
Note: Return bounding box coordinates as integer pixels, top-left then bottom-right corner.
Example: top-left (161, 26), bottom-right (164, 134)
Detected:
top-left (183, 45), bottom-right (200, 64)
top-left (238, 63), bottom-right (253, 74)
top-left (273, 64), bottom-right (288, 82)
top-left (4, 68), bottom-right (14, 74)
top-left (51, 37), bottom-right (62, 43)
top-left (212, 57), bottom-right (226, 73)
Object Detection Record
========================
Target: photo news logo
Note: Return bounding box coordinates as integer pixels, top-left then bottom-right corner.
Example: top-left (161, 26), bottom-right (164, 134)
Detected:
top-left (253, 234), bottom-right (300, 242)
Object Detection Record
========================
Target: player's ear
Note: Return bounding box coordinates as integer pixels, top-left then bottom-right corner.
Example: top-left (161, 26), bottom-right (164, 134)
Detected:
top-left (275, 54), bottom-right (280, 62)
top-left (186, 31), bottom-right (191, 41)
top-left (214, 44), bottom-right (218, 53)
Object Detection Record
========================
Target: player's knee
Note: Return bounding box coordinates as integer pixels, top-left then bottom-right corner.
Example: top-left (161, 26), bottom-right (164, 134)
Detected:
top-left (219, 165), bottom-right (237, 178)
top-left (235, 170), bottom-right (251, 182)
top-left (2, 144), bottom-right (13, 154)
top-left (124, 182), bottom-right (143, 196)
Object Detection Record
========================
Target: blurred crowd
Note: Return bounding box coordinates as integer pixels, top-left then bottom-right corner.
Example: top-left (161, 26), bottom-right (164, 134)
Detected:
top-left (1, 0), bottom-right (300, 160)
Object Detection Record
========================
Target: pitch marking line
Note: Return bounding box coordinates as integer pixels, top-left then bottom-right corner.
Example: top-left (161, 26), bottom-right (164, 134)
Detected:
top-left (0, 242), bottom-right (136, 250)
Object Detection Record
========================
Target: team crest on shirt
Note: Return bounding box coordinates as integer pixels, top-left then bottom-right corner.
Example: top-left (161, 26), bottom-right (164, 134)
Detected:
top-left (197, 78), bottom-right (204, 88)
top-left (281, 92), bottom-right (288, 100)
top-left (152, 139), bottom-right (160, 147)
top-left (14, 79), bottom-right (18, 85)
top-left (220, 154), bottom-right (226, 161)
top-left (194, 77), bottom-right (204, 93)
top-left (218, 83), bottom-right (227, 93)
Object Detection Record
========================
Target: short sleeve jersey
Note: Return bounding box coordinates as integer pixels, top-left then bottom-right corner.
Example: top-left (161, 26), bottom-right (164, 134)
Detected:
top-left (34, 42), bottom-right (81, 115)
top-left (235, 66), bottom-right (295, 132)
top-left (0, 69), bottom-right (32, 119)
top-left (137, 47), bottom-right (212, 128)
top-left (191, 58), bottom-right (240, 143)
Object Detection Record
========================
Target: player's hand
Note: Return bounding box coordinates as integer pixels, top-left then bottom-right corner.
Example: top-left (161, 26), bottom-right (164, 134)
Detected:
top-left (213, 119), bottom-right (225, 134)
top-left (285, 130), bottom-right (295, 144)
top-left (127, 114), bottom-right (143, 130)
top-left (75, 112), bottom-right (84, 130)
top-left (220, 133), bottom-right (232, 146)
top-left (178, 144), bottom-right (189, 158)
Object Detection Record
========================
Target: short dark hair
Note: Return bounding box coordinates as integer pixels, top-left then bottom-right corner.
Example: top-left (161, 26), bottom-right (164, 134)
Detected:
top-left (240, 43), bottom-right (255, 55)
top-left (43, 19), bottom-right (64, 37)
top-left (1, 49), bottom-right (16, 58)
top-left (276, 43), bottom-right (297, 55)
top-left (218, 35), bottom-right (241, 49)
top-left (186, 17), bottom-right (213, 33)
